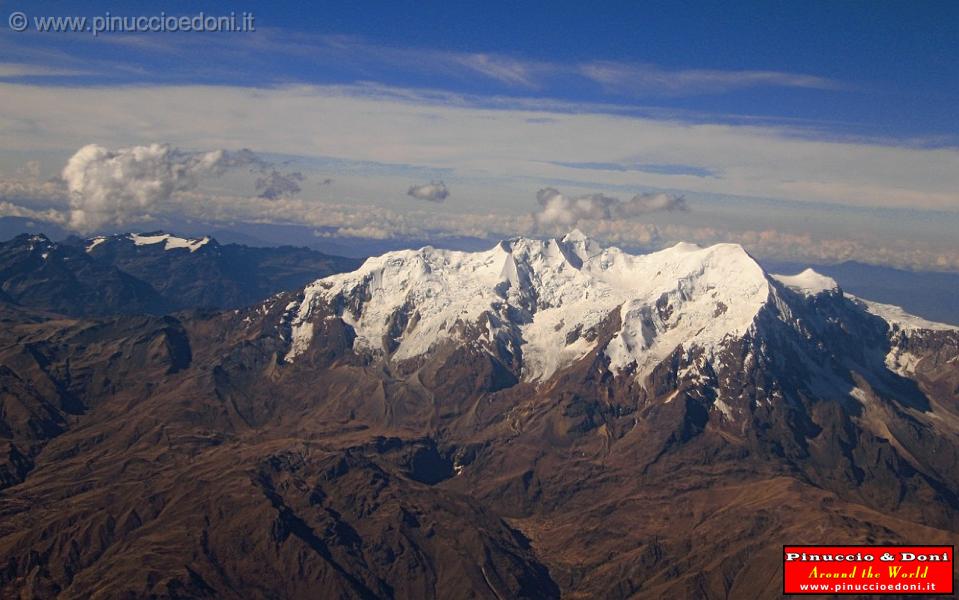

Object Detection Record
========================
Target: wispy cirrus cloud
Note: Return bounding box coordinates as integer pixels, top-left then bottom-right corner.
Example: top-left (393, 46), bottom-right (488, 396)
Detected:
top-left (578, 62), bottom-right (843, 96)
top-left (0, 28), bottom-right (842, 97)
top-left (551, 161), bottom-right (719, 178)
top-left (448, 53), bottom-right (540, 87)
top-left (0, 62), bottom-right (91, 78)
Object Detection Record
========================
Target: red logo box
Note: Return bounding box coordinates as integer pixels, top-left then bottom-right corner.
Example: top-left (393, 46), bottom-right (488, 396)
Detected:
top-left (784, 545), bottom-right (954, 595)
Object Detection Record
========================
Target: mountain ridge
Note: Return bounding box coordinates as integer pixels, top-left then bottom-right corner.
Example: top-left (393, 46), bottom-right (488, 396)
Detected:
top-left (278, 231), bottom-right (955, 387)
top-left (0, 231), bottom-right (360, 315)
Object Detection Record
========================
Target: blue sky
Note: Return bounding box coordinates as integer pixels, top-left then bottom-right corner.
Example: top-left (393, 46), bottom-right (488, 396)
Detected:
top-left (4, 0), bottom-right (957, 140)
top-left (0, 0), bottom-right (957, 270)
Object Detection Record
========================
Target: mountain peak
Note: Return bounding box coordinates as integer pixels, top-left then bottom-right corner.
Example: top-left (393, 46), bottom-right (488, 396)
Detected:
top-left (667, 240), bottom-right (703, 253)
top-left (283, 235), bottom-right (772, 382)
top-left (772, 268), bottom-right (839, 296)
top-left (13, 232), bottom-right (52, 245)
top-left (561, 228), bottom-right (589, 243)
top-left (11, 233), bottom-right (56, 255)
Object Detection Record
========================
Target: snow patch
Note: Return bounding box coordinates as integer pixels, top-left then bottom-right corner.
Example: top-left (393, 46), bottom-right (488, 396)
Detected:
top-left (855, 297), bottom-right (959, 332)
top-left (285, 320), bottom-right (314, 361)
top-left (849, 387), bottom-right (869, 403)
top-left (129, 233), bottom-right (210, 252)
top-left (884, 348), bottom-right (922, 377)
top-left (713, 399), bottom-right (734, 420)
top-left (85, 236), bottom-right (107, 252)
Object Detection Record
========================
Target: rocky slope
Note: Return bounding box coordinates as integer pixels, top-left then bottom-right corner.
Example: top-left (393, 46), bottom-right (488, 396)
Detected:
top-left (1, 232), bottom-right (958, 599)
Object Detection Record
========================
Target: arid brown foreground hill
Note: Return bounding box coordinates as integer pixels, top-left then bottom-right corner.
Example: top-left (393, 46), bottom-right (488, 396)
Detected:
top-left (1, 234), bottom-right (959, 599)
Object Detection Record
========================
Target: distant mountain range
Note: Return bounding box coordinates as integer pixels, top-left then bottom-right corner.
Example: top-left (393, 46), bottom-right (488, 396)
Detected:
top-left (0, 231), bottom-right (360, 316)
top-left (0, 231), bottom-right (957, 598)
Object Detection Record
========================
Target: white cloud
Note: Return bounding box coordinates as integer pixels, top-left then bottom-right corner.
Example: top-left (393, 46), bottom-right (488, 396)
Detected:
top-left (317, 225), bottom-right (395, 240)
top-left (407, 180), bottom-right (449, 202)
top-left (619, 192), bottom-right (689, 215)
top-left (0, 63), bottom-right (90, 78)
top-left (578, 62), bottom-right (841, 95)
top-left (0, 177), bottom-right (66, 205)
top-left (450, 53), bottom-right (540, 87)
top-left (61, 143), bottom-right (250, 231)
top-left (58, 143), bottom-right (305, 231)
top-left (533, 187), bottom-right (687, 229)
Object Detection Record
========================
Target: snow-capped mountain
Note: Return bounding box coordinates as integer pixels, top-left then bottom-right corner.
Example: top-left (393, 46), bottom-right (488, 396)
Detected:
top-left (280, 230), bottom-right (956, 389)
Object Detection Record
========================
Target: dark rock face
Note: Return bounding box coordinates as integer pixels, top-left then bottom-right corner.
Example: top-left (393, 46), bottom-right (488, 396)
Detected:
top-left (1, 246), bottom-right (959, 598)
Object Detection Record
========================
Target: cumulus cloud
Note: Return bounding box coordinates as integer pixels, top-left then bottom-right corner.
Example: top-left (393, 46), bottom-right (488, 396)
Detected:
top-left (533, 187), bottom-right (687, 229)
top-left (256, 169), bottom-right (305, 200)
top-left (63, 144), bottom-right (240, 231)
top-left (60, 143), bottom-right (303, 232)
top-left (407, 180), bottom-right (450, 202)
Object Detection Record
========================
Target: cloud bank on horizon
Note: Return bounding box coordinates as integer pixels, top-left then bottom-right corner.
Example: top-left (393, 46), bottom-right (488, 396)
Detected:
top-left (1, 140), bottom-right (956, 272)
